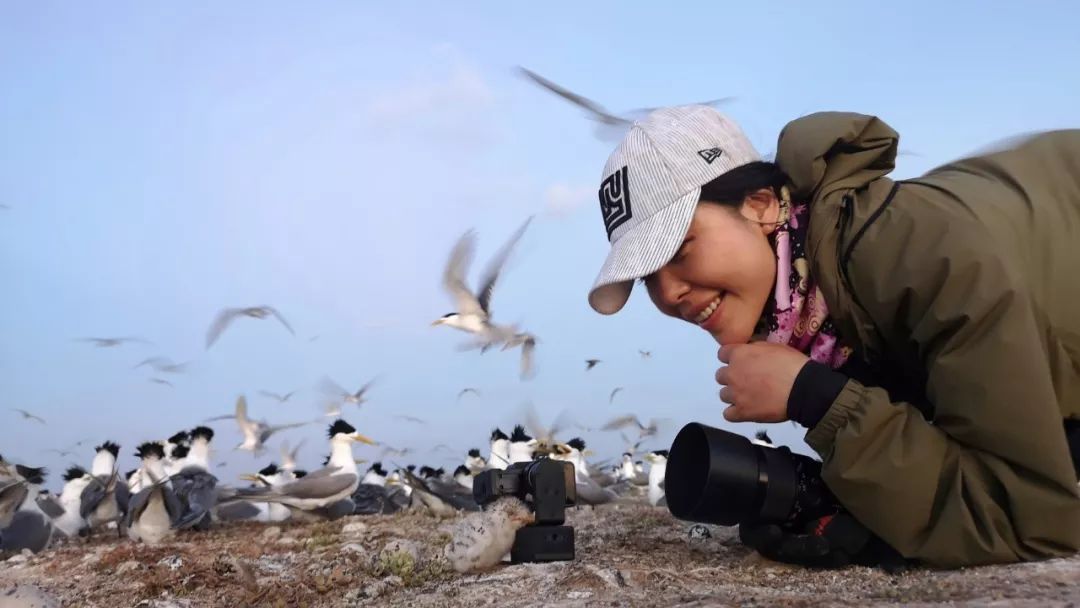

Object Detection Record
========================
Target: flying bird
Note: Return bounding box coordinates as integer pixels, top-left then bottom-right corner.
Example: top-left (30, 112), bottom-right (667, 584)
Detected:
top-left (585, 359), bottom-right (601, 371)
top-left (433, 218), bottom-right (538, 379)
top-left (76, 337), bottom-right (151, 348)
top-left (205, 306), bottom-right (295, 349)
top-left (149, 378), bottom-right (173, 387)
top-left (518, 66), bottom-right (735, 143)
top-left (44, 448), bottom-right (74, 458)
top-left (639, 350), bottom-right (652, 359)
top-left (133, 357), bottom-right (188, 374)
top-left (259, 389), bottom-right (298, 403)
top-left (609, 387), bottom-right (623, 404)
top-left (205, 395), bottom-right (310, 455)
top-left (393, 415), bottom-right (427, 425)
top-left (602, 414), bottom-right (669, 440)
top-left (319, 376), bottom-right (378, 408)
top-left (11, 409), bottom-right (45, 424)
top-left (457, 388), bottom-right (481, 400)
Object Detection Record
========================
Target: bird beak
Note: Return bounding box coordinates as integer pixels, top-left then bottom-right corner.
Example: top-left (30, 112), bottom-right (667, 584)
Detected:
top-left (238, 474), bottom-right (259, 482)
top-left (430, 319), bottom-right (443, 326)
top-left (350, 432), bottom-right (376, 445)
top-left (582, 449), bottom-right (595, 457)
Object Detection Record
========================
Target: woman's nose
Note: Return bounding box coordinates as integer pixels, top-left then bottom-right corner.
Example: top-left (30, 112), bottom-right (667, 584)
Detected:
top-left (651, 267), bottom-right (691, 310)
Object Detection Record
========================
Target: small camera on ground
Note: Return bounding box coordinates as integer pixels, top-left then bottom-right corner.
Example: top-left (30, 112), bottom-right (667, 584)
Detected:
top-left (472, 457), bottom-right (577, 563)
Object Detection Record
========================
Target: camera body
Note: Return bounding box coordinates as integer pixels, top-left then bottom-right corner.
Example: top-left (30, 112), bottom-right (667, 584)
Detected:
top-left (472, 458), bottom-right (577, 563)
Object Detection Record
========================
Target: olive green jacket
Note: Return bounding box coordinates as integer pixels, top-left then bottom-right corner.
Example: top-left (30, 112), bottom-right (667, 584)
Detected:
top-left (775, 113), bottom-right (1080, 567)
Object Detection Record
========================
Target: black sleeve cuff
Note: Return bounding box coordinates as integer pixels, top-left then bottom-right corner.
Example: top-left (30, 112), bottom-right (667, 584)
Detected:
top-left (788, 361), bottom-right (849, 429)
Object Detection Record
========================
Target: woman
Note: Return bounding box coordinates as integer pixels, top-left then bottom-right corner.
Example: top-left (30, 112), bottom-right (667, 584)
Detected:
top-left (588, 105), bottom-right (1080, 568)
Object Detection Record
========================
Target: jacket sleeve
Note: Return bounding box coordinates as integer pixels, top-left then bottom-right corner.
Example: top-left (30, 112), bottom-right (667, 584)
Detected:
top-left (804, 185), bottom-right (1080, 567)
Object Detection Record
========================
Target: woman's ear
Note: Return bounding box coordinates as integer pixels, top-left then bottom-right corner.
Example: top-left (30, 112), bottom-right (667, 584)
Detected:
top-left (740, 188), bottom-right (782, 235)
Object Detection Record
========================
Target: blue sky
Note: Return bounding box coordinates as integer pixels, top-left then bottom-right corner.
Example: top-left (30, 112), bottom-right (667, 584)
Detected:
top-left (2, 1), bottom-right (1079, 489)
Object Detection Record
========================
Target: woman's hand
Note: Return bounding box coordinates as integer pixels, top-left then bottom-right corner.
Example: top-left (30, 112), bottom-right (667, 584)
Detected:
top-left (715, 342), bottom-right (809, 423)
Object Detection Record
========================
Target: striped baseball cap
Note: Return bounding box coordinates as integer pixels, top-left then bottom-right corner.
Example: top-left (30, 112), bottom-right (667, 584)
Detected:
top-left (588, 105), bottom-right (761, 314)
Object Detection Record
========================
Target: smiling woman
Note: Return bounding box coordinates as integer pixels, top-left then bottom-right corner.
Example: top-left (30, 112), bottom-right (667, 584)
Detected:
top-left (584, 105), bottom-right (1080, 569)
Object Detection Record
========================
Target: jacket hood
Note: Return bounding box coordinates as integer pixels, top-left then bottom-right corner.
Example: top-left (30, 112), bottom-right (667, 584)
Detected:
top-left (775, 112), bottom-right (899, 202)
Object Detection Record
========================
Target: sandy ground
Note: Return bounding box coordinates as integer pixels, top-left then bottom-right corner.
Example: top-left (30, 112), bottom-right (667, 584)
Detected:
top-left (1, 504), bottom-right (1078, 607)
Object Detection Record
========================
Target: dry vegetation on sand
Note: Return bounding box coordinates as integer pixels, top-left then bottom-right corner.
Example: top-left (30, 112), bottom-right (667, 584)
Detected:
top-left (1, 504), bottom-right (1078, 607)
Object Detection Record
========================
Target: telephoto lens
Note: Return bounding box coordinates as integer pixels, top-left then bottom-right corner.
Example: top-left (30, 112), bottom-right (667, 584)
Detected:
top-left (664, 422), bottom-right (841, 528)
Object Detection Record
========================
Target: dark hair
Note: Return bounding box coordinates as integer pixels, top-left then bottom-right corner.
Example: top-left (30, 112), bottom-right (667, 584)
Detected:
top-left (698, 161), bottom-right (789, 209)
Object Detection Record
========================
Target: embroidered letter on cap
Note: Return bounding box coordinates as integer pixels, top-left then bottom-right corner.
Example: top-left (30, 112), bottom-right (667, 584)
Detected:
top-left (598, 165), bottom-right (632, 239)
top-left (697, 147), bottom-right (723, 164)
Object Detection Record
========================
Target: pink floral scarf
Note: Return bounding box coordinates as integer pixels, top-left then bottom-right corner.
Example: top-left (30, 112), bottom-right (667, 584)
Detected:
top-left (756, 190), bottom-right (853, 369)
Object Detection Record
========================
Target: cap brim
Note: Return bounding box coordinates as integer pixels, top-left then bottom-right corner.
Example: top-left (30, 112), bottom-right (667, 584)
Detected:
top-left (588, 188), bottom-right (700, 314)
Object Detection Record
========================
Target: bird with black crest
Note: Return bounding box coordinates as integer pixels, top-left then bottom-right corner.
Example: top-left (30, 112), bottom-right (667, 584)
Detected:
top-left (51, 466), bottom-right (94, 539)
top-left (80, 440), bottom-right (129, 536)
top-left (169, 426), bottom-right (219, 530)
top-left (488, 428), bottom-right (510, 470)
top-left (225, 419), bottom-right (374, 513)
top-left (125, 442), bottom-right (183, 545)
top-left (464, 448), bottom-right (487, 474)
top-left (507, 425), bottom-right (537, 464)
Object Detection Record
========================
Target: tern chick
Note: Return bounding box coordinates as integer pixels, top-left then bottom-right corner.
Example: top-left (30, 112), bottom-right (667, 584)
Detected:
top-left (444, 496), bottom-right (535, 573)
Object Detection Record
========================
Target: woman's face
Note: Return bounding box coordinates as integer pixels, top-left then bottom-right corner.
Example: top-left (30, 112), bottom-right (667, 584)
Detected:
top-left (643, 190), bottom-right (780, 345)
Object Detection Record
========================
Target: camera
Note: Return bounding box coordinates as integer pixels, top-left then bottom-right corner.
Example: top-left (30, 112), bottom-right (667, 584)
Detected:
top-left (472, 457), bottom-right (576, 563)
top-left (664, 422), bottom-right (842, 528)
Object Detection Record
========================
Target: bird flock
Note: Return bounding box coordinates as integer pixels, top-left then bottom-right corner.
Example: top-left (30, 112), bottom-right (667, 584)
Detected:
top-left (1, 68), bottom-right (761, 572)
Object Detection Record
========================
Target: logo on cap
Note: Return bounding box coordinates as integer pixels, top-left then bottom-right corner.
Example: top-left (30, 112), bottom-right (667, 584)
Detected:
top-left (697, 147), bottom-right (724, 164)
top-left (599, 166), bottom-right (632, 239)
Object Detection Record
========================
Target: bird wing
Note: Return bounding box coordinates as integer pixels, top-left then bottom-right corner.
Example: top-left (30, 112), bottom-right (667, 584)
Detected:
top-left (265, 421), bottom-right (309, 436)
top-left (206, 308), bottom-right (242, 348)
top-left (0, 481), bottom-right (28, 524)
top-left (277, 472), bottom-right (357, 500)
top-left (608, 388), bottom-right (624, 404)
top-left (78, 477), bottom-right (109, 518)
top-left (318, 376), bottom-right (348, 399)
top-left (258, 390), bottom-right (282, 401)
top-left (601, 413), bottom-right (639, 431)
top-left (36, 493), bottom-right (65, 519)
top-left (442, 230), bottom-right (484, 317)
top-left (518, 67), bottom-right (628, 126)
top-left (264, 306), bottom-right (295, 336)
top-left (354, 377), bottom-right (380, 400)
top-left (475, 216), bottom-right (533, 316)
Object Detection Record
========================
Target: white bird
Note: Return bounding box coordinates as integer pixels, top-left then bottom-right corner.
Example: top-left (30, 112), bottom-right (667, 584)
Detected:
top-left (601, 414), bottom-right (668, 440)
top-left (487, 429), bottom-right (511, 470)
top-left (432, 218), bottom-right (537, 379)
top-left (84, 441), bottom-right (128, 532)
top-left (227, 420), bottom-right (375, 511)
top-left (444, 496), bottom-right (535, 573)
top-left (507, 425), bottom-right (537, 464)
top-left (205, 306), bottom-right (295, 349)
top-left (0, 463), bottom-right (55, 553)
top-left (51, 466), bottom-right (93, 538)
top-left (259, 389), bottom-right (298, 403)
top-left (149, 378), bottom-right (173, 387)
top-left (550, 439), bottom-right (618, 506)
top-left (133, 356), bottom-right (188, 373)
top-left (206, 395), bottom-right (310, 456)
top-left (464, 448), bottom-right (488, 474)
top-left (125, 442), bottom-right (183, 545)
top-left (617, 453), bottom-right (649, 486)
top-left (393, 415), bottom-right (426, 426)
top-left (11, 408), bottom-right (45, 424)
top-left (319, 376), bottom-right (378, 409)
top-left (644, 450), bottom-right (668, 507)
top-left (279, 439), bottom-right (305, 472)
